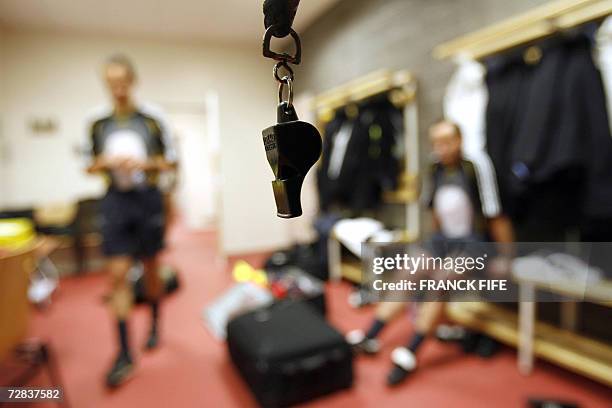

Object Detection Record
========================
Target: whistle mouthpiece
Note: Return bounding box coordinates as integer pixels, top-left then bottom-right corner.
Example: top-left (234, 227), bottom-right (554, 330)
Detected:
top-left (272, 175), bottom-right (304, 218)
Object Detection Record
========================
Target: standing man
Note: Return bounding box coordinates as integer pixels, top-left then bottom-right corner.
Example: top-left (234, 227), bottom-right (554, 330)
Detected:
top-left (85, 54), bottom-right (177, 388)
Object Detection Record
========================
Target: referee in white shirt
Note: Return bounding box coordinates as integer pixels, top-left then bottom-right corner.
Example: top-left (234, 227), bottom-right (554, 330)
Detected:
top-left (85, 54), bottom-right (177, 388)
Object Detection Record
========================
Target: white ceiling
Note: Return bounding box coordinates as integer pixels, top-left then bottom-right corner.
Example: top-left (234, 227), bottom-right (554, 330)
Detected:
top-left (0, 0), bottom-right (340, 44)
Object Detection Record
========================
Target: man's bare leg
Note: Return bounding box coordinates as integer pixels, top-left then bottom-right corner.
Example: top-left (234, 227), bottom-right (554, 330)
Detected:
top-left (414, 302), bottom-right (446, 335)
top-left (142, 256), bottom-right (163, 349)
top-left (375, 301), bottom-right (407, 321)
top-left (107, 255), bottom-right (133, 328)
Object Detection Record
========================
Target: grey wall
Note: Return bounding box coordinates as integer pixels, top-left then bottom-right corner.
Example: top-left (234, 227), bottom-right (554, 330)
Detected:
top-left (296, 0), bottom-right (549, 148)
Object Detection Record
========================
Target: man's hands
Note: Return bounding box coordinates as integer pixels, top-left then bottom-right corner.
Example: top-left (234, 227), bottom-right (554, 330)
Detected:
top-left (87, 156), bottom-right (138, 174)
top-left (87, 156), bottom-right (175, 174)
top-left (109, 156), bottom-right (144, 172)
top-left (487, 215), bottom-right (515, 277)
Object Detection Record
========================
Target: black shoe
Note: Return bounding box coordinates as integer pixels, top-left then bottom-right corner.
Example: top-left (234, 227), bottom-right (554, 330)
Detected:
top-left (387, 347), bottom-right (417, 387)
top-left (387, 365), bottom-right (410, 386)
top-left (106, 354), bottom-right (134, 388)
top-left (475, 335), bottom-right (499, 358)
top-left (145, 329), bottom-right (159, 350)
top-left (461, 331), bottom-right (481, 354)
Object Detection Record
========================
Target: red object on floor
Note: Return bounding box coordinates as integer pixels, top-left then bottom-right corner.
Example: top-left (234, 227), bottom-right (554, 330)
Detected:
top-left (18, 224), bottom-right (612, 407)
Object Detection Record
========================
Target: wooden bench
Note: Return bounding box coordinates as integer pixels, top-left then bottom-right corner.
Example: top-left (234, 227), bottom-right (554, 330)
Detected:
top-left (446, 301), bottom-right (612, 387)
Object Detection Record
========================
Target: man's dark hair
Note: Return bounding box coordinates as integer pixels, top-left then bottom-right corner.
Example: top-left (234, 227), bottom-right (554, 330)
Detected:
top-left (430, 118), bottom-right (462, 137)
top-left (104, 53), bottom-right (137, 79)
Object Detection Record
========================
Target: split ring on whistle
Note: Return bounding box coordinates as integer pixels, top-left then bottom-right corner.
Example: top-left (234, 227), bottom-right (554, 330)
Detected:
top-left (278, 76), bottom-right (294, 107)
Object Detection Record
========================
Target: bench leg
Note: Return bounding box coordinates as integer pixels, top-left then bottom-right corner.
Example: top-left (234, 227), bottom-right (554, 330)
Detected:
top-left (518, 283), bottom-right (536, 375)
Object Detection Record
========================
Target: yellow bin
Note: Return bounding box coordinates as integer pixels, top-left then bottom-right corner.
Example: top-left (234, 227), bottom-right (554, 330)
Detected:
top-left (0, 218), bottom-right (36, 250)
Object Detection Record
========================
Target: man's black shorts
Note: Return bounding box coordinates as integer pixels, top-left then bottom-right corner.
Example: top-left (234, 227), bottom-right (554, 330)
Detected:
top-left (100, 187), bottom-right (165, 258)
top-left (423, 232), bottom-right (487, 259)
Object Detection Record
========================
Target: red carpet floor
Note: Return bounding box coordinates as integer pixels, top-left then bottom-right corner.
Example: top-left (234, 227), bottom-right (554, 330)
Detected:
top-left (18, 224), bottom-right (612, 407)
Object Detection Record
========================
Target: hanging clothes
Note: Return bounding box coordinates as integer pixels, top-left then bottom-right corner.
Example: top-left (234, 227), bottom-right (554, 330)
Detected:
top-left (326, 122), bottom-right (354, 180)
top-left (317, 97), bottom-right (402, 212)
top-left (444, 57), bottom-right (489, 154)
top-left (484, 28), bottom-right (612, 239)
top-left (444, 57), bottom-right (503, 219)
top-left (596, 16), bottom-right (612, 135)
top-left (317, 112), bottom-right (353, 211)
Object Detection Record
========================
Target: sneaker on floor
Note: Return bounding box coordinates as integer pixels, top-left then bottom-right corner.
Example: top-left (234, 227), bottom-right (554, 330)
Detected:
top-left (387, 347), bottom-right (417, 387)
top-left (461, 331), bottom-right (481, 354)
top-left (435, 324), bottom-right (466, 342)
top-left (106, 354), bottom-right (134, 388)
top-left (348, 289), bottom-right (375, 308)
top-left (345, 329), bottom-right (380, 355)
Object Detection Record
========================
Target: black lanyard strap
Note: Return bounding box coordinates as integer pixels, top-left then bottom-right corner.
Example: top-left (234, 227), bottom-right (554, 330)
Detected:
top-left (263, 0), bottom-right (301, 38)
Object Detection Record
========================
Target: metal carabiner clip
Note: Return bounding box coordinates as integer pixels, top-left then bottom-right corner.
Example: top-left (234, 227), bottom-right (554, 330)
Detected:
top-left (262, 24), bottom-right (302, 65)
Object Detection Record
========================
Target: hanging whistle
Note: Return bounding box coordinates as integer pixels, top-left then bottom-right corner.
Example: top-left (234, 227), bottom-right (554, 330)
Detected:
top-left (262, 78), bottom-right (322, 218)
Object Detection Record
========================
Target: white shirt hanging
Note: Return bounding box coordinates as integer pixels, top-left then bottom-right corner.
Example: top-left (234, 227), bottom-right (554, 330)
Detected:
top-left (596, 15), bottom-right (612, 136)
top-left (444, 57), bottom-right (488, 155)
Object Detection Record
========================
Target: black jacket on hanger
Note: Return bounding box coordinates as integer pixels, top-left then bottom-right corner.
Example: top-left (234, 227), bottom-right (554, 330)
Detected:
top-left (485, 29), bottom-right (612, 239)
top-left (317, 98), bottom-right (402, 212)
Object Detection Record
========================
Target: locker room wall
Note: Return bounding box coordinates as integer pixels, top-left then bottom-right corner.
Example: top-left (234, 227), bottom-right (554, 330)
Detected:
top-left (0, 30), bottom-right (292, 255)
top-left (295, 0), bottom-right (550, 163)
